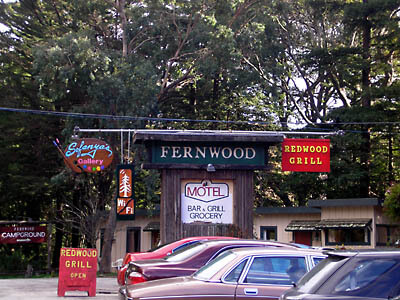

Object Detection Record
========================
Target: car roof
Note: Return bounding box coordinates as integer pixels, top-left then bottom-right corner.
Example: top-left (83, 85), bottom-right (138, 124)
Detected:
top-left (198, 238), bottom-right (301, 248)
top-left (325, 249), bottom-right (400, 258)
top-left (226, 246), bottom-right (325, 257)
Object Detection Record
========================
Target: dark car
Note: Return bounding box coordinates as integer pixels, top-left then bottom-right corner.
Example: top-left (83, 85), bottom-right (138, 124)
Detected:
top-left (119, 247), bottom-right (326, 300)
top-left (281, 250), bottom-right (400, 300)
top-left (115, 236), bottom-right (237, 285)
top-left (124, 239), bottom-right (302, 285)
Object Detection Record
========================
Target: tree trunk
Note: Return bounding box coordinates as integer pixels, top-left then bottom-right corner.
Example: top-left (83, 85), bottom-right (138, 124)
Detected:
top-left (98, 198), bottom-right (116, 274)
top-left (360, 0), bottom-right (371, 197)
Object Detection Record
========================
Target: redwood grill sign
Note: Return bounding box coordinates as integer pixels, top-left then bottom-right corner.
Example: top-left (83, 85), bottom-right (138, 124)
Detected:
top-left (282, 138), bottom-right (330, 172)
top-left (0, 226), bottom-right (47, 244)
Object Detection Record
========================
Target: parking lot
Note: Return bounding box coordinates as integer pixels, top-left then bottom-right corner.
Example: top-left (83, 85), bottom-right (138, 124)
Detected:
top-left (0, 277), bottom-right (119, 300)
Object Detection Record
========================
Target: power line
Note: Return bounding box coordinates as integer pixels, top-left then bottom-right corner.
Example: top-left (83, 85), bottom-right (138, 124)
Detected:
top-left (0, 107), bottom-right (400, 133)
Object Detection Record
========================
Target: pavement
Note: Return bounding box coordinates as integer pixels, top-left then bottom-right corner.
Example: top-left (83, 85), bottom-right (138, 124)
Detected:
top-left (0, 277), bottom-right (119, 300)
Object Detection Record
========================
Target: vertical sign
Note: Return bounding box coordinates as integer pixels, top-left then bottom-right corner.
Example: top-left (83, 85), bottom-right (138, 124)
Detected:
top-left (181, 179), bottom-right (233, 224)
top-left (116, 164), bottom-right (135, 220)
top-left (58, 248), bottom-right (97, 297)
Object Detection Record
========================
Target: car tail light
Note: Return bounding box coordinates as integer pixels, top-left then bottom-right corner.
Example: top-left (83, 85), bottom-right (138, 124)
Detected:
top-left (126, 271), bottom-right (147, 285)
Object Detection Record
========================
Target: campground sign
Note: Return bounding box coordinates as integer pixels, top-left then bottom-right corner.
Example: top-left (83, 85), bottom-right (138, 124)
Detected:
top-left (0, 225), bottom-right (47, 244)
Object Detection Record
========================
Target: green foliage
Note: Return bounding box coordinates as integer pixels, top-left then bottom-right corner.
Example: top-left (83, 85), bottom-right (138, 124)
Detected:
top-left (0, 0), bottom-right (400, 272)
top-left (0, 244), bottom-right (47, 274)
top-left (384, 183), bottom-right (400, 222)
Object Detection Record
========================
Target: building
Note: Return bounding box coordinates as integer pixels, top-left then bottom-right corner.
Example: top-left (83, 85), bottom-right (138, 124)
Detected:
top-left (102, 198), bottom-right (400, 264)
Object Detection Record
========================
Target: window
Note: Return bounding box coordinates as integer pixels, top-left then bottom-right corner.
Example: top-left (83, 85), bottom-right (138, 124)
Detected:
top-left (126, 227), bottom-right (141, 253)
top-left (244, 256), bottom-right (307, 285)
top-left (376, 225), bottom-right (400, 246)
top-left (313, 257), bottom-right (325, 266)
top-left (224, 259), bottom-right (248, 283)
top-left (260, 226), bottom-right (277, 241)
top-left (325, 228), bottom-right (370, 246)
top-left (319, 258), bottom-right (400, 298)
top-left (173, 241), bottom-right (201, 253)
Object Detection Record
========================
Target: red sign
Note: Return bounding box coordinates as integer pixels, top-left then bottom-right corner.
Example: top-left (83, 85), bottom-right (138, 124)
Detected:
top-left (116, 165), bottom-right (135, 220)
top-left (0, 226), bottom-right (47, 244)
top-left (58, 247), bottom-right (98, 297)
top-left (282, 138), bottom-right (330, 172)
top-left (63, 138), bottom-right (114, 173)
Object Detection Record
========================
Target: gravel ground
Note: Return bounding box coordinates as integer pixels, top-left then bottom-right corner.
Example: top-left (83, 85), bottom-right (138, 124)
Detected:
top-left (0, 277), bottom-right (119, 300)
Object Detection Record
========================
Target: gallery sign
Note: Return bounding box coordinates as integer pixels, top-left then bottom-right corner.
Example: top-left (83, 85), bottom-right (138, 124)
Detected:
top-left (282, 138), bottom-right (330, 172)
top-left (116, 164), bottom-right (135, 220)
top-left (0, 226), bottom-right (47, 244)
top-left (58, 247), bottom-right (98, 297)
top-left (181, 179), bottom-right (233, 224)
top-left (151, 142), bottom-right (266, 166)
top-left (63, 138), bottom-right (114, 173)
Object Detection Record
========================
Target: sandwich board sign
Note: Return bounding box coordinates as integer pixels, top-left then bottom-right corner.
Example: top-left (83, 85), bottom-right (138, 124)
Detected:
top-left (58, 247), bottom-right (98, 297)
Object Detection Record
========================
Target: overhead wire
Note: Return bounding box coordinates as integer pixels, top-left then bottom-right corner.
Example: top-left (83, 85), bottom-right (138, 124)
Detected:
top-left (1, 106), bottom-right (400, 134)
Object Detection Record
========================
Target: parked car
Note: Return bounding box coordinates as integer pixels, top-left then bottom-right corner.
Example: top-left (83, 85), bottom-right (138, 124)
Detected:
top-left (281, 250), bottom-right (400, 300)
top-left (119, 247), bottom-right (326, 300)
top-left (116, 236), bottom-right (237, 285)
top-left (123, 239), bottom-right (304, 286)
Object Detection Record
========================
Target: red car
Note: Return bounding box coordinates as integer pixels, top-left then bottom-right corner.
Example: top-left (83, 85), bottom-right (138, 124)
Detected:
top-left (124, 239), bottom-right (301, 286)
top-left (116, 236), bottom-right (237, 285)
top-left (119, 247), bottom-right (326, 300)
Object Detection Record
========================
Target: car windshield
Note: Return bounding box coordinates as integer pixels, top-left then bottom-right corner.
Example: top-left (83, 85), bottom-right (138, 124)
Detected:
top-left (297, 255), bottom-right (348, 293)
top-left (164, 243), bottom-right (207, 262)
top-left (318, 257), bottom-right (400, 298)
top-left (193, 250), bottom-right (238, 281)
top-left (147, 242), bottom-right (171, 252)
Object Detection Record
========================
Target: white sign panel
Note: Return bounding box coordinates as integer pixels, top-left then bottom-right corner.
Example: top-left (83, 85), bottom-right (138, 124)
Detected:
top-left (181, 179), bottom-right (233, 224)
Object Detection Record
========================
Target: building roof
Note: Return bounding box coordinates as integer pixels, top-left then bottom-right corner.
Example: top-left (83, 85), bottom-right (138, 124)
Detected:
top-left (308, 198), bottom-right (381, 207)
top-left (285, 220), bottom-right (321, 231)
top-left (316, 219), bottom-right (372, 229)
top-left (143, 221), bottom-right (160, 232)
top-left (255, 207), bottom-right (321, 215)
top-left (133, 129), bottom-right (284, 143)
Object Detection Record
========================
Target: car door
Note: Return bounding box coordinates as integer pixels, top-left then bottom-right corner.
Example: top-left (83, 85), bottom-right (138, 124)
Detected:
top-left (235, 255), bottom-right (308, 300)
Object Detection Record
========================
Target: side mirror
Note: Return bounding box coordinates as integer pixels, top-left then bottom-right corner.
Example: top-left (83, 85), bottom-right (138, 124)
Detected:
top-left (112, 258), bottom-right (123, 270)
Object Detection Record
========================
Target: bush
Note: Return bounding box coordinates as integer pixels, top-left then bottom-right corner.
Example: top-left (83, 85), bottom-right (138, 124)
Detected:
top-left (384, 183), bottom-right (400, 222)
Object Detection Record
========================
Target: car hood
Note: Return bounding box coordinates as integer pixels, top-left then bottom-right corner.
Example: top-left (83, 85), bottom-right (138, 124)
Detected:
top-left (129, 258), bottom-right (171, 268)
top-left (124, 276), bottom-right (217, 298)
top-left (283, 293), bottom-right (383, 300)
top-left (128, 252), bottom-right (165, 261)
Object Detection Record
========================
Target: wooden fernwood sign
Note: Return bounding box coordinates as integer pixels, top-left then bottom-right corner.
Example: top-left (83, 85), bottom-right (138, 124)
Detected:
top-left (58, 248), bottom-right (98, 297)
top-left (151, 142), bottom-right (265, 166)
top-left (63, 138), bottom-right (114, 173)
top-left (282, 138), bottom-right (330, 172)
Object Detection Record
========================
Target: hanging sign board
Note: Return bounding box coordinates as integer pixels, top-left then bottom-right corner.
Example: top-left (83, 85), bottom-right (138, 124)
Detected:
top-left (116, 164), bottom-right (135, 220)
top-left (63, 138), bottom-right (114, 173)
top-left (58, 247), bottom-right (98, 297)
top-left (151, 142), bottom-right (266, 166)
top-left (282, 138), bottom-right (330, 172)
top-left (0, 225), bottom-right (47, 244)
top-left (181, 179), bottom-right (233, 224)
